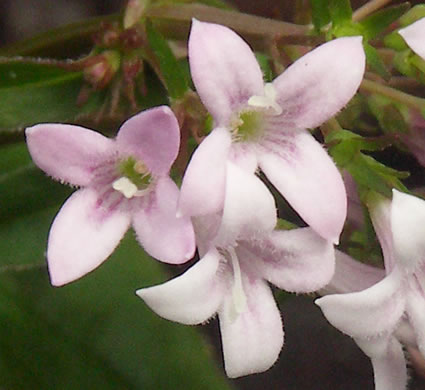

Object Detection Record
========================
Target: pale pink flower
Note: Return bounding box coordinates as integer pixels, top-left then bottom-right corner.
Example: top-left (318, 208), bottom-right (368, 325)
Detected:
top-left (26, 106), bottom-right (195, 286)
top-left (178, 20), bottom-right (366, 243)
top-left (137, 163), bottom-right (335, 378)
top-left (316, 190), bottom-right (425, 390)
top-left (399, 17), bottom-right (425, 60)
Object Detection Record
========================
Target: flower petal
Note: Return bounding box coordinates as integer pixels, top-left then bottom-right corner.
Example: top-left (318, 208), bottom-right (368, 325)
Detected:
top-left (215, 162), bottom-right (277, 247)
top-left (218, 276), bottom-right (283, 378)
top-left (369, 196), bottom-right (396, 272)
top-left (47, 188), bottom-right (131, 286)
top-left (406, 286), bottom-right (425, 357)
top-left (188, 20), bottom-right (263, 125)
top-left (399, 18), bottom-right (425, 60)
top-left (316, 269), bottom-right (405, 338)
top-left (258, 130), bottom-right (346, 243)
top-left (26, 123), bottom-right (114, 187)
top-left (178, 127), bottom-right (231, 217)
top-left (391, 189), bottom-right (425, 271)
top-left (133, 176), bottom-right (195, 264)
top-left (272, 36), bottom-right (365, 130)
top-left (116, 106), bottom-right (180, 176)
top-left (356, 336), bottom-right (407, 390)
top-left (322, 250), bottom-right (385, 295)
top-left (242, 228), bottom-right (335, 293)
top-left (136, 249), bottom-right (225, 324)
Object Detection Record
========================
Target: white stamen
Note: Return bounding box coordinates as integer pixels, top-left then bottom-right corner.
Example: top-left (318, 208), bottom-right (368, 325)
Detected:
top-left (228, 247), bottom-right (247, 321)
top-left (248, 82), bottom-right (282, 115)
top-left (112, 177), bottom-right (138, 198)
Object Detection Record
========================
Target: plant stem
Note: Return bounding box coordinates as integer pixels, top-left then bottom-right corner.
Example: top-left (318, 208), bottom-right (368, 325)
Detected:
top-left (352, 0), bottom-right (393, 22)
top-left (361, 78), bottom-right (425, 110)
top-left (146, 4), bottom-right (310, 41)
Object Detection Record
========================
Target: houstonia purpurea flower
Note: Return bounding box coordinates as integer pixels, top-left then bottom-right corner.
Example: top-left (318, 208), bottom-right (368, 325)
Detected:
top-left (177, 20), bottom-right (366, 243)
top-left (316, 190), bottom-right (425, 390)
top-left (399, 17), bottom-right (425, 60)
top-left (137, 162), bottom-right (335, 378)
top-left (26, 106), bottom-right (195, 286)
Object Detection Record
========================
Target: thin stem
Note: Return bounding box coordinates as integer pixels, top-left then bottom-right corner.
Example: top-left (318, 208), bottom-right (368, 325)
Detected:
top-left (146, 4), bottom-right (310, 40)
top-left (352, 0), bottom-right (393, 22)
top-left (361, 78), bottom-right (425, 110)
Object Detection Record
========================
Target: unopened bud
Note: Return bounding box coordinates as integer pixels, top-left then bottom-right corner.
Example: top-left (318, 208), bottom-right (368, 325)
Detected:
top-left (84, 50), bottom-right (121, 89)
top-left (124, 0), bottom-right (150, 29)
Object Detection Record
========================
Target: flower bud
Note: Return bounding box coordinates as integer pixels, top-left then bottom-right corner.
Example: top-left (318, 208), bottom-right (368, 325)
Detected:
top-left (124, 0), bottom-right (150, 29)
top-left (83, 50), bottom-right (121, 89)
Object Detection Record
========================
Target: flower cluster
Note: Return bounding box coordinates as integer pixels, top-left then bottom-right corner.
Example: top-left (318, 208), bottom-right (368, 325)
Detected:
top-left (27, 18), bottom-right (404, 383)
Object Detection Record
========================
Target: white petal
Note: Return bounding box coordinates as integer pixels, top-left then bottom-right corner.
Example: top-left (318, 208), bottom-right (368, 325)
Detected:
top-left (136, 249), bottom-right (225, 325)
top-left (399, 18), bottom-right (425, 60)
top-left (391, 189), bottom-right (425, 271)
top-left (218, 276), bottom-right (283, 378)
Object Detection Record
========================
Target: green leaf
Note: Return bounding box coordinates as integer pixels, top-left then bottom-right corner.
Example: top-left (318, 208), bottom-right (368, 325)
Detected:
top-left (0, 62), bottom-right (87, 132)
top-left (309, 0), bottom-right (331, 32)
top-left (328, 0), bottom-right (352, 26)
top-left (0, 14), bottom-right (120, 58)
top-left (0, 233), bottom-right (233, 389)
top-left (360, 3), bottom-right (410, 40)
top-left (363, 42), bottom-right (391, 80)
top-left (255, 52), bottom-right (273, 82)
top-left (146, 21), bottom-right (189, 100)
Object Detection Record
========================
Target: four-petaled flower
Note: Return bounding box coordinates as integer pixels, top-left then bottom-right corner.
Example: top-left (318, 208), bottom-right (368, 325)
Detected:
top-left (316, 190), bottom-right (425, 390)
top-left (137, 162), bottom-right (334, 377)
top-left (26, 106), bottom-right (195, 286)
top-left (177, 20), bottom-right (366, 243)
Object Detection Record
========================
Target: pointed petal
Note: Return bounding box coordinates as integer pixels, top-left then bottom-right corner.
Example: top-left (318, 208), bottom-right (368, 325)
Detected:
top-left (369, 196), bottom-right (396, 272)
top-left (391, 189), bottom-right (425, 271)
top-left (406, 286), bottom-right (425, 357)
top-left (133, 176), bottom-right (195, 264)
top-left (215, 162), bottom-right (277, 247)
top-left (136, 249), bottom-right (225, 324)
top-left (26, 124), bottom-right (114, 187)
top-left (116, 106), bottom-right (180, 176)
top-left (356, 336), bottom-right (408, 390)
top-left (399, 18), bottom-right (425, 60)
top-left (189, 20), bottom-right (263, 125)
top-left (47, 188), bottom-right (131, 286)
top-left (272, 36), bottom-right (365, 130)
top-left (178, 127), bottom-right (231, 217)
top-left (316, 269), bottom-right (405, 338)
top-left (258, 130), bottom-right (346, 242)
top-left (218, 276), bottom-right (283, 378)
top-left (322, 250), bottom-right (385, 295)
top-left (242, 228), bottom-right (335, 293)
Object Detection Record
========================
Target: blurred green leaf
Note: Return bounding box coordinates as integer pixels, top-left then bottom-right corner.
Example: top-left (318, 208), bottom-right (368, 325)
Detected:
top-left (309, 0), bottom-right (331, 32)
top-left (329, 0), bottom-right (352, 26)
top-left (360, 3), bottom-right (410, 40)
top-left (363, 42), bottom-right (391, 80)
top-left (0, 233), bottom-right (233, 389)
top-left (146, 21), bottom-right (189, 100)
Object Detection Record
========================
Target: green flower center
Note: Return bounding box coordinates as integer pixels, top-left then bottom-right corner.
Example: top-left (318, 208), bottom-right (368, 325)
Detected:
top-left (233, 110), bottom-right (264, 142)
top-left (117, 156), bottom-right (151, 189)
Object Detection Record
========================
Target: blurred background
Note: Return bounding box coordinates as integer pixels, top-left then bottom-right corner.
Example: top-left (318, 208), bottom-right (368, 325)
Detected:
top-left (1, 1), bottom-right (425, 389)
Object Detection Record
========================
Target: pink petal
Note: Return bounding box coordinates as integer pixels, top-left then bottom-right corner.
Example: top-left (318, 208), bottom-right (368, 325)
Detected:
top-left (258, 130), bottom-right (346, 243)
top-left (243, 228), bottom-right (335, 293)
top-left (272, 36), bottom-right (365, 130)
top-left (136, 249), bottom-right (225, 324)
top-left (178, 127), bottom-right (231, 217)
top-left (316, 269), bottom-right (405, 338)
top-left (188, 20), bottom-right (263, 126)
top-left (26, 124), bottom-right (114, 187)
top-left (215, 162), bottom-right (277, 247)
top-left (369, 196), bottom-right (396, 272)
top-left (391, 189), bottom-right (425, 271)
top-left (322, 250), bottom-right (385, 295)
top-left (133, 176), bottom-right (195, 264)
top-left (356, 336), bottom-right (407, 390)
top-left (47, 188), bottom-right (131, 286)
top-left (218, 276), bottom-right (283, 378)
top-left (116, 106), bottom-right (180, 176)
top-left (399, 18), bottom-right (425, 60)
